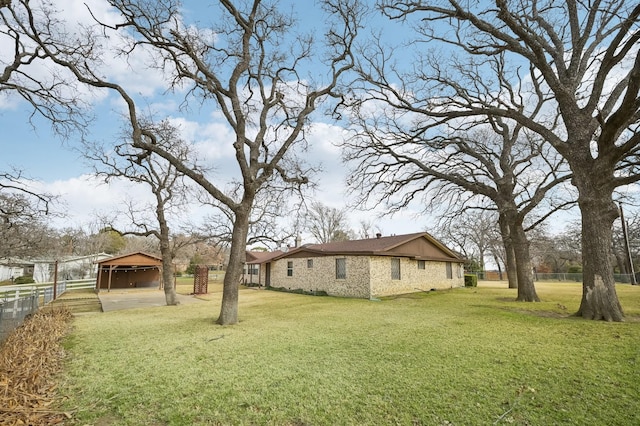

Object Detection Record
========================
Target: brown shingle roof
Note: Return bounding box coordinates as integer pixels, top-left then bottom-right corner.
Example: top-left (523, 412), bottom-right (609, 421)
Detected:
top-left (97, 252), bottom-right (162, 265)
top-left (246, 250), bottom-right (284, 264)
top-left (301, 232), bottom-right (428, 253)
top-left (270, 232), bottom-right (462, 261)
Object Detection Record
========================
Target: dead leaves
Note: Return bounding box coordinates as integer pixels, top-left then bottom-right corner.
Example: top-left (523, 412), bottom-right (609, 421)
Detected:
top-left (0, 308), bottom-right (73, 425)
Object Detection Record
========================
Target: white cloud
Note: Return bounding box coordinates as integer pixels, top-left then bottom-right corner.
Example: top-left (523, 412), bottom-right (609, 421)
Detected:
top-left (1, 1), bottom-right (432, 240)
top-left (35, 174), bottom-right (153, 228)
top-left (307, 122), bottom-right (346, 156)
top-left (191, 121), bottom-right (237, 161)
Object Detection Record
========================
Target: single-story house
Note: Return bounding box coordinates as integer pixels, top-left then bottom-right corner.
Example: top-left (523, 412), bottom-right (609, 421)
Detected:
top-left (245, 232), bottom-right (465, 298)
top-left (243, 250), bottom-right (283, 285)
top-left (32, 253), bottom-right (111, 283)
top-left (0, 258), bottom-right (33, 282)
top-left (1, 254), bottom-right (111, 283)
top-left (96, 252), bottom-right (162, 291)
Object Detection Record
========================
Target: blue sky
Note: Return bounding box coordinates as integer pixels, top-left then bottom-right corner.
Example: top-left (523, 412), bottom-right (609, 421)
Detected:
top-left (0, 0), bottom-right (427, 239)
top-left (2, 108), bottom-right (84, 180)
top-left (2, 0), bottom-right (605, 243)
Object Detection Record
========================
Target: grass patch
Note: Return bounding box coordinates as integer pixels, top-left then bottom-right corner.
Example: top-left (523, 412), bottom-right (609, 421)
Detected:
top-left (59, 282), bottom-right (640, 425)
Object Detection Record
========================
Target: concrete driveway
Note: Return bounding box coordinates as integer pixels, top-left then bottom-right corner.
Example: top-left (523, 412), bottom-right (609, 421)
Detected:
top-left (98, 289), bottom-right (207, 312)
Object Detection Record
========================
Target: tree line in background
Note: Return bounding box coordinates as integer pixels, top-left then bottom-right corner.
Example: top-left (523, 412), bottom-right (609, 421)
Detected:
top-left (1, 1), bottom-right (638, 322)
top-left (430, 209), bottom-right (640, 280)
top-left (258, 202), bottom-right (640, 282)
top-left (4, 193), bottom-right (638, 285)
top-left (0, 219), bottom-right (226, 283)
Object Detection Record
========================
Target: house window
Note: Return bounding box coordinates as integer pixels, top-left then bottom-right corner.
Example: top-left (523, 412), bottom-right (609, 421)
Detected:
top-left (287, 261), bottom-right (293, 277)
top-left (391, 258), bottom-right (401, 280)
top-left (446, 262), bottom-right (453, 279)
top-left (336, 258), bottom-right (346, 279)
top-left (249, 265), bottom-right (258, 275)
top-left (307, 259), bottom-right (313, 268)
top-left (417, 260), bottom-right (425, 270)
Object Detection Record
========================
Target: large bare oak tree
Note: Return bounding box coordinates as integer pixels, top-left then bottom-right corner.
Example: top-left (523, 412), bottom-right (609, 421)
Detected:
top-left (365, 0), bottom-right (640, 320)
top-left (343, 97), bottom-right (571, 301)
top-left (3, 0), bottom-right (362, 324)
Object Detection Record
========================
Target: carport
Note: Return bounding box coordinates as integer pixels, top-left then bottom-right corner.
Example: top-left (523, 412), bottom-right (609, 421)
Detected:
top-left (96, 252), bottom-right (162, 292)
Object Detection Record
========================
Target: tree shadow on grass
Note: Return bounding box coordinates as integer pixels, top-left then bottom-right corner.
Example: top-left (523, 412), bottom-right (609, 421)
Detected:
top-left (484, 299), bottom-right (640, 322)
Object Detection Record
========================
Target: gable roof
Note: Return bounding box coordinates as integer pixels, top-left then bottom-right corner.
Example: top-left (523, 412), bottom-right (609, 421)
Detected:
top-left (0, 258), bottom-right (32, 266)
top-left (97, 252), bottom-right (162, 266)
top-left (251, 232), bottom-right (464, 263)
top-left (246, 250), bottom-right (284, 264)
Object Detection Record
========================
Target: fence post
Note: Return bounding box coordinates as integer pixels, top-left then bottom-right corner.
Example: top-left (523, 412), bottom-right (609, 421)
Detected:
top-left (53, 260), bottom-right (59, 300)
top-left (12, 289), bottom-right (20, 319)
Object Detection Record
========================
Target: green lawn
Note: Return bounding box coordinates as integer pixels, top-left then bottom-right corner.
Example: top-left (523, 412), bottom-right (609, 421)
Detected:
top-left (60, 282), bottom-right (640, 425)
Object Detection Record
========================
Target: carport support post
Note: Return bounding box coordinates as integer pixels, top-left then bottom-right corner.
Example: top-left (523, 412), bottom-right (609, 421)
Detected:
top-left (96, 267), bottom-right (102, 292)
top-left (108, 265), bottom-right (115, 292)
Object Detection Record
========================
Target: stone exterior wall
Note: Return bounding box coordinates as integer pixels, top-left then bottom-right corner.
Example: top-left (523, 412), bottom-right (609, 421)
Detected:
top-left (369, 256), bottom-right (464, 297)
top-left (268, 255), bottom-right (371, 298)
top-left (265, 254), bottom-right (465, 298)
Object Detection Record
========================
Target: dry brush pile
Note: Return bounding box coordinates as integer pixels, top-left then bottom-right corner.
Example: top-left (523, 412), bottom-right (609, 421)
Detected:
top-left (0, 308), bottom-right (73, 425)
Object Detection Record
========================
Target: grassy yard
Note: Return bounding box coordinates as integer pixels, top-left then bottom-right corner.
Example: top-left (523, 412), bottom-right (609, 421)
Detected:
top-left (59, 282), bottom-right (640, 425)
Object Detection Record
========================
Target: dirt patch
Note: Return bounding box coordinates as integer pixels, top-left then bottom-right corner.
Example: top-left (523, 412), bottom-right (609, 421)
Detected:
top-left (0, 308), bottom-right (73, 425)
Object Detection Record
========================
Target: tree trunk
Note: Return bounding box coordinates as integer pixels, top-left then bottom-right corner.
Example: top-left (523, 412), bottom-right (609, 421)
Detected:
top-left (576, 194), bottom-right (624, 321)
top-left (499, 215), bottom-right (518, 288)
top-left (160, 247), bottom-right (178, 305)
top-left (494, 254), bottom-right (503, 280)
top-left (157, 201), bottom-right (178, 306)
top-left (614, 252), bottom-right (627, 276)
top-left (504, 239), bottom-right (518, 289)
top-left (511, 223), bottom-right (539, 302)
top-left (217, 208), bottom-right (250, 325)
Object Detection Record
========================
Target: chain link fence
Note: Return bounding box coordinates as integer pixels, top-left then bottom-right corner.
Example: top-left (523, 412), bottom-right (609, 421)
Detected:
top-left (0, 279), bottom-right (88, 342)
top-left (534, 273), bottom-right (636, 284)
top-left (471, 271), bottom-right (637, 284)
top-left (0, 288), bottom-right (40, 343)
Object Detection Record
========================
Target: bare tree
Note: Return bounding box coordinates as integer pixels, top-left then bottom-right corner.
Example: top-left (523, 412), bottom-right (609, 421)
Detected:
top-left (343, 102), bottom-right (570, 301)
top-left (353, 1), bottom-right (638, 320)
top-left (119, 234), bottom-right (158, 255)
top-left (531, 225), bottom-right (583, 275)
top-left (3, 0), bottom-right (362, 324)
top-left (304, 201), bottom-right (353, 243)
top-left (196, 182), bottom-right (307, 250)
top-left (0, 170), bottom-right (52, 224)
top-left (432, 210), bottom-right (500, 274)
top-left (0, 2), bottom-right (90, 136)
top-left (612, 206), bottom-right (640, 279)
top-left (0, 170), bottom-right (56, 258)
top-left (55, 219), bottom-right (127, 257)
top-left (87, 120), bottom-right (196, 305)
top-left (356, 219), bottom-right (381, 239)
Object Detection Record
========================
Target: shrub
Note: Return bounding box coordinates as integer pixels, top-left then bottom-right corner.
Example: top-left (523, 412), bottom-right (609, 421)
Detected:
top-left (14, 275), bottom-right (35, 285)
top-left (266, 286), bottom-right (327, 296)
top-left (464, 274), bottom-right (477, 287)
